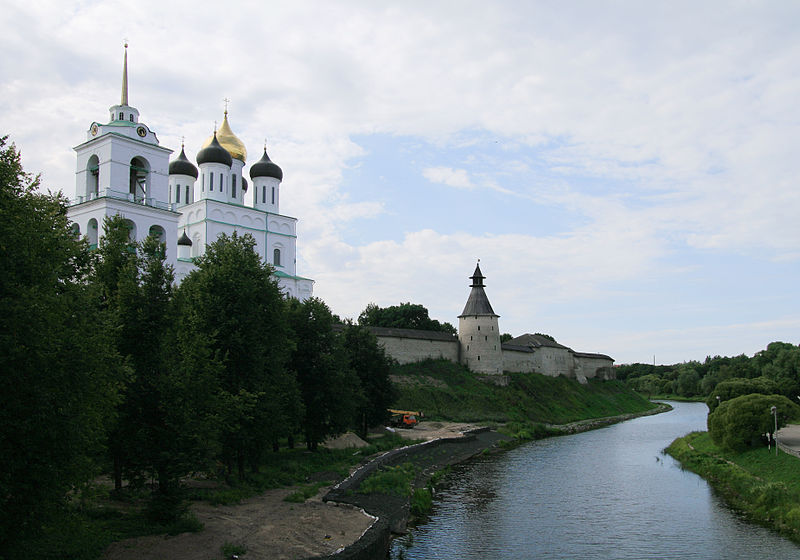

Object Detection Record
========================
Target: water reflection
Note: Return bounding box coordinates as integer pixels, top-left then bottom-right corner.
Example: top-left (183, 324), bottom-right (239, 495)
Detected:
top-left (391, 402), bottom-right (800, 559)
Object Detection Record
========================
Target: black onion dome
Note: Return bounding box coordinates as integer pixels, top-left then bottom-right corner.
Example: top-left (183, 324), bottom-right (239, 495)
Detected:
top-left (196, 132), bottom-right (232, 167)
top-left (249, 148), bottom-right (283, 181)
top-left (169, 147), bottom-right (199, 178)
top-left (177, 230), bottom-right (192, 246)
top-left (241, 176), bottom-right (248, 192)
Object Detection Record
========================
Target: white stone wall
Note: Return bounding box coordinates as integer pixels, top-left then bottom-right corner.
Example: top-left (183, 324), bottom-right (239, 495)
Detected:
top-left (502, 349), bottom-right (537, 373)
top-left (376, 336), bottom-right (459, 365)
top-left (458, 315), bottom-right (503, 374)
top-left (574, 355), bottom-right (615, 380)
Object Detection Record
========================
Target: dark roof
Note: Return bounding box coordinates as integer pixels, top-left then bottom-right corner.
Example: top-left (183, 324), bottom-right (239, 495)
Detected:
top-left (177, 230), bottom-right (192, 246)
top-left (501, 343), bottom-right (534, 353)
top-left (365, 326), bottom-right (458, 342)
top-left (506, 333), bottom-right (571, 351)
top-left (458, 262), bottom-right (497, 317)
top-left (572, 351), bottom-right (614, 361)
top-left (249, 148), bottom-right (283, 181)
top-left (169, 146), bottom-right (199, 178)
top-left (196, 132), bottom-right (232, 167)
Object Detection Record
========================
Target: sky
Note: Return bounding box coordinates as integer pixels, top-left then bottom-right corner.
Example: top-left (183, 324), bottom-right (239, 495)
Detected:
top-left (2, 0), bottom-right (799, 365)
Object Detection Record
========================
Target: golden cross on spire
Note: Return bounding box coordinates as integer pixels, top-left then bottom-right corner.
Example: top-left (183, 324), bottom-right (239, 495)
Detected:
top-left (223, 97), bottom-right (230, 116)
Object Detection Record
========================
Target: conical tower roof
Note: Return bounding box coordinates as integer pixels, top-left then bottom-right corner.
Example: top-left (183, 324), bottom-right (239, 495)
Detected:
top-left (458, 262), bottom-right (498, 317)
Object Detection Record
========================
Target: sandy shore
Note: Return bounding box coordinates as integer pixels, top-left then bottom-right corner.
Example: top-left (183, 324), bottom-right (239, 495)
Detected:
top-left (102, 423), bottom-right (480, 560)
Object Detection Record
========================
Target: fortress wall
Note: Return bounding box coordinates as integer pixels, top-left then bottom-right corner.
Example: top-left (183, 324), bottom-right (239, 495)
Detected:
top-left (376, 336), bottom-right (459, 365)
top-left (574, 355), bottom-right (616, 380)
top-left (502, 349), bottom-right (537, 373)
top-left (537, 346), bottom-right (575, 378)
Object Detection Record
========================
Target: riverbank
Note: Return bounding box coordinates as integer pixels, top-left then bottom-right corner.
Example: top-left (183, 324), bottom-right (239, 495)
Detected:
top-left (666, 431), bottom-right (800, 544)
top-left (321, 403), bottom-right (671, 560)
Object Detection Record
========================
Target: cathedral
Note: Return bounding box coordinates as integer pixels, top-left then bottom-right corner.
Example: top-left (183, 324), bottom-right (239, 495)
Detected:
top-left (67, 46), bottom-right (313, 299)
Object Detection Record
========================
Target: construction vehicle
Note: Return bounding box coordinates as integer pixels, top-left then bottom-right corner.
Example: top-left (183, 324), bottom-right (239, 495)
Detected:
top-left (388, 409), bottom-right (422, 428)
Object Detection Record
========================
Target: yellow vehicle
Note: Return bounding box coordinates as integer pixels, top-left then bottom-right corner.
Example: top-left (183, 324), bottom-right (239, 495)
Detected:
top-left (388, 409), bottom-right (422, 428)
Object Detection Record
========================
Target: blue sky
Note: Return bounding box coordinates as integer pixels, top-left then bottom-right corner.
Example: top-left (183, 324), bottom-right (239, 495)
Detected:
top-left (2, 0), bottom-right (799, 364)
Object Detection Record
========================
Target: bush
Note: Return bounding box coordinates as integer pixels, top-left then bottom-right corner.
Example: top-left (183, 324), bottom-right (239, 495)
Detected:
top-left (707, 393), bottom-right (800, 452)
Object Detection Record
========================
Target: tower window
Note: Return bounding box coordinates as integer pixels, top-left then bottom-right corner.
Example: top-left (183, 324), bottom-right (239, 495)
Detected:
top-left (485, 336), bottom-right (488, 341)
top-left (201, 174), bottom-right (204, 192)
top-left (185, 185), bottom-right (190, 203)
top-left (262, 185), bottom-right (266, 204)
top-left (176, 184), bottom-right (180, 203)
top-left (478, 356), bottom-right (481, 361)
top-left (272, 186), bottom-right (275, 204)
top-left (273, 248), bottom-right (281, 266)
top-left (129, 114), bottom-right (134, 122)
top-left (220, 173), bottom-right (224, 193)
top-left (119, 112), bottom-right (123, 120)
top-left (210, 173), bottom-right (214, 191)
top-left (232, 175), bottom-right (237, 198)
top-left (478, 326), bottom-right (480, 331)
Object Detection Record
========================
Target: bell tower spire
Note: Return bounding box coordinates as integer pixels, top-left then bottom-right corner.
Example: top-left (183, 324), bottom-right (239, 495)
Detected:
top-left (121, 41), bottom-right (129, 106)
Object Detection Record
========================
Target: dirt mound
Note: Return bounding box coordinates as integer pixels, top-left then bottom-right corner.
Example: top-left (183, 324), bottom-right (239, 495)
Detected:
top-left (322, 432), bottom-right (370, 449)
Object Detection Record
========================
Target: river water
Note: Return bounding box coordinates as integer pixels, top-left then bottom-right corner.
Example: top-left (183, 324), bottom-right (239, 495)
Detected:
top-left (390, 401), bottom-right (800, 559)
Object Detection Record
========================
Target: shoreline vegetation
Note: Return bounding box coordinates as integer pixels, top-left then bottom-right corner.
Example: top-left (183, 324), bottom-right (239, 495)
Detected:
top-left (12, 362), bottom-right (661, 560)
top-left (666, 431), bottom-right (800, 544)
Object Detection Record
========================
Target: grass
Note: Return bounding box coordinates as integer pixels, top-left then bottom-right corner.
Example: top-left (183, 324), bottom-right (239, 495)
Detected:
top-left (667, 431), bottom-right (800, 543)
top-left (358, 462), bottom-right (417, 497)
top-left (283, 481), bottom-right (328, 503)
top-left (220, 541), bottom-right (247, 558)
top-left (392, 359), bottom-right (656, 424)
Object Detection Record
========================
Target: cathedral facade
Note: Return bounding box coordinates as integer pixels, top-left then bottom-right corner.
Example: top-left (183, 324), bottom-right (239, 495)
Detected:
top-left (67, 46), bottom-right (313, 299)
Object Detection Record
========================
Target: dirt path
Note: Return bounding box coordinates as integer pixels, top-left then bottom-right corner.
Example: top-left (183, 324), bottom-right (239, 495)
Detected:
top-left (103, 424), bottom-right (477, 560)
top-left (102, 487), bottom-right (374, 560)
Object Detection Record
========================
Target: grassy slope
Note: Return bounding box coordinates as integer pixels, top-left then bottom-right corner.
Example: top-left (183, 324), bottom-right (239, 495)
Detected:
top-left (392, 359), bottom-right (655, 424)
top-left (667, 431), bottom-right (800, 543)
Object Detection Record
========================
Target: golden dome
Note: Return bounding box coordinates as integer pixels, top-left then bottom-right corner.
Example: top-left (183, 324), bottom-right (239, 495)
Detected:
top-left (201, 112), bottom-right (247, 162)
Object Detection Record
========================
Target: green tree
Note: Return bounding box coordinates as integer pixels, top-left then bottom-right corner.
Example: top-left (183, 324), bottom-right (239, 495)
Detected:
top-left (358, 302), bottom-right (456, 334)
top-left (0, 136), bottom-right (120, 548)
top-left (707, 393), bottom-right (800, 452)
top-left (341, 322), bottom-right (398, 438)
top-left (706, 376), bottom-right (779, 412)
top-left (289, 298), bottom-right (361, 450)
top-left (90, 215), bottom-right (139, 490)
top-left (177, 232), bottom-right (293, 477)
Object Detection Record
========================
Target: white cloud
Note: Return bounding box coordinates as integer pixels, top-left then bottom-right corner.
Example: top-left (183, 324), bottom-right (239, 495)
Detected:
top-left (422, 167), bottom-right (474, 189)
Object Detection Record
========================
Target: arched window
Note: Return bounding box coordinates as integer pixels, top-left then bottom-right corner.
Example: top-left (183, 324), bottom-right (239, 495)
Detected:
top-left (272, 186), bottom-right (276, 204)
top-left (148, 225), bottom-right (166, 244)
top-left (71, 223), bottom-right (80, 238)
top-left (273, 248), bottom-right (281, 267)
top-left (87, 218), bottom-right (98, 249)
top-left (262, 185), bottom-right (266, 204)
top-left (129, 157), bottom-right (150, 201)
top-left (121, 219), bottom-right (136, 242)
top-left (176, 184), bottom-right (180, 203)
top-left (129, 114), bottom-right (134, 122)
top-left (210, 173), bottom-right (214, 191)
top-left (220, 173), bottom-right (224, 193)
top-left (232, 175), bottom-right (237, 198)
top-left (86, 155), bottom-right (100, 198)
top-left (192, 234), bottom-right (201, 257)
top-left (185, 185), bottom-right (190, 204)
top-left (119, 112), bottom-right (124, 120)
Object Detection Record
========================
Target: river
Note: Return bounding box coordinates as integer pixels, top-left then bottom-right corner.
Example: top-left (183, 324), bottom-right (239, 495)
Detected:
top-left (390, 401), bottom-right (800, 559)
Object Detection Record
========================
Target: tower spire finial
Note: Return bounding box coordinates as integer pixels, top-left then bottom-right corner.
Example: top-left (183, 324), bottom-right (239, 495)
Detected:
top-left (121, 41), bottom-right (129, 106)
top-left (223, 97), bottom-right (230, 116)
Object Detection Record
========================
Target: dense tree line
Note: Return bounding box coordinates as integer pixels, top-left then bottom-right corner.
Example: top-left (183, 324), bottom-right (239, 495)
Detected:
top-left (358, 301), bottom-right (456, 334)
top-left (617, 342), bottom-right (800, 402)
top-left (0, 137), bottom-right (396, 549)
